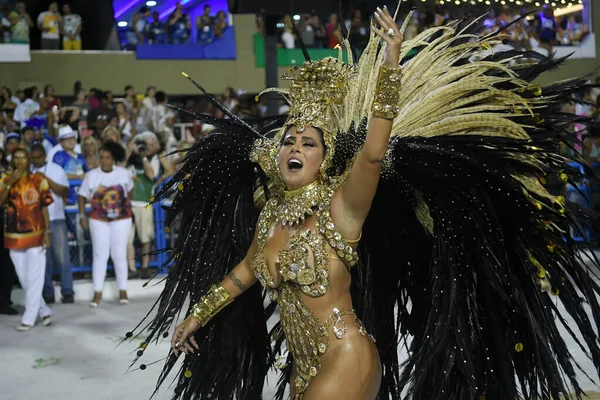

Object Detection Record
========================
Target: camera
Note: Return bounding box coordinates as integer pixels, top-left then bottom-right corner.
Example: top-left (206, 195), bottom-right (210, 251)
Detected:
top-left (135, 140), bottom-right (148, 154)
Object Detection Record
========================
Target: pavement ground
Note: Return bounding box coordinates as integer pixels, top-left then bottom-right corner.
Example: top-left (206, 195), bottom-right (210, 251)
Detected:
top-left (2, 275), bottom-right (600, 400)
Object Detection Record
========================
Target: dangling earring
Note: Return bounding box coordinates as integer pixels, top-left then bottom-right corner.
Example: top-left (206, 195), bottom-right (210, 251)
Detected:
top-left (319, 166), bottom-right (329, 184)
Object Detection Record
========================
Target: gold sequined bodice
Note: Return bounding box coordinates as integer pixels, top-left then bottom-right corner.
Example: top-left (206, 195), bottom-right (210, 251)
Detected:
top-left (251, 183), bottom-right (366, 398)
top-left (252, 184), bottom-right (359, 290)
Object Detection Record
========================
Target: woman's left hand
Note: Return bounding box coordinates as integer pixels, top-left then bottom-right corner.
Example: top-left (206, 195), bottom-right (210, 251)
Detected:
top-left (372, 5), bottom-right (403, 68)
top-left (43, 231), bottom-right (51, 248)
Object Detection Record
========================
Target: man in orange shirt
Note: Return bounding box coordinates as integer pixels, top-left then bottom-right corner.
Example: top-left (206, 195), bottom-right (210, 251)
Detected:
top-left (0, 148), bottom-right (53, 331)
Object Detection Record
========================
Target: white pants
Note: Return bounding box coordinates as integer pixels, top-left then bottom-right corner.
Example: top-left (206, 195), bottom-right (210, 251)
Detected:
top-left (10, 246), bottom-right (51, 326)
top-left (89, 218), bottom-right (132, 292)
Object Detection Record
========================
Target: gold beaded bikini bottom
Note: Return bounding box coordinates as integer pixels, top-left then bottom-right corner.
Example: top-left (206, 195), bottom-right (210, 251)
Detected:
top-left (270, 284), bottom-right (371, 399)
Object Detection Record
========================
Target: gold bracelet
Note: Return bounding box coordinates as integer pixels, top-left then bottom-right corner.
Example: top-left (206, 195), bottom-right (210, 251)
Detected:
top-left (190, 283), bottom-right (233, 327)
top-left (371, 65), bottom-right (402, 119)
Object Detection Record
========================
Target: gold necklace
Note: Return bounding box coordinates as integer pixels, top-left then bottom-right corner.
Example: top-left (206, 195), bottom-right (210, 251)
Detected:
top-left (274, 181), bottom-right (325, 226)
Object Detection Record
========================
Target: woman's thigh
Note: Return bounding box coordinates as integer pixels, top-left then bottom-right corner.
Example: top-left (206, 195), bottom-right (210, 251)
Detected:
top-left (302, 335), bottom-right (381, 400)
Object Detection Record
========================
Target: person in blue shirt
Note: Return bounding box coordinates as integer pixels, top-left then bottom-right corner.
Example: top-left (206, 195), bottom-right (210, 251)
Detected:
top-left (537, 7), bottom-right (557, 55)
top-left (52, 125), bottom-right (87, 180)
top-left (168, 2), bottom-right (190, 44)
top-left (126, 6), bottom-right (151, 49)
top-left (147, 11), bottom-right (166, 44)
top-left (196, 4), bottom-right (214, 45)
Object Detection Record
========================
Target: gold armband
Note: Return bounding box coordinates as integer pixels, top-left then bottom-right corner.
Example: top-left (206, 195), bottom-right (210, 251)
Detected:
top-left (371, 66), bottom-right (402, 119)
top-left (190, 283), bottom-right (233, 327)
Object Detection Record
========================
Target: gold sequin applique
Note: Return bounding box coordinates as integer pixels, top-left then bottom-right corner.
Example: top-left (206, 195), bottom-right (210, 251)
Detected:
top-left (279, 229), bottom-right (330, 297)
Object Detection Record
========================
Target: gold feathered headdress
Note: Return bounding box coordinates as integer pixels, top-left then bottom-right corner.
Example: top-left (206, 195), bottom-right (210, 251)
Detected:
top-left (257, 57), bottom-right (356, 173)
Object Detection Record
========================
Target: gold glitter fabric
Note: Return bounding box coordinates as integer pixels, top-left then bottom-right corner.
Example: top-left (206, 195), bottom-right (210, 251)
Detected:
top-left (371, 66), bottom-right (402, 119)
top-left (250, 182), bottom-right (364, 398)
top-left (190, 283), bottom-right (233, 327)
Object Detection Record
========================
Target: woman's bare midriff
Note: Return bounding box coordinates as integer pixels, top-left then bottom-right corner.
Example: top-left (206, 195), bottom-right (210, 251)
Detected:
top-left (262, 216), bottom-right (382, 399)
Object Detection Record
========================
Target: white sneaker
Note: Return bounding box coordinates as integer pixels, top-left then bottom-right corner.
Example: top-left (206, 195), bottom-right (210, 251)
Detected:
top-left (41, 316), bottom-right (52, 326)
top-left (89, 301), bottom-right (99, 308)
top-left (17, 324), bottom-right (33, 332)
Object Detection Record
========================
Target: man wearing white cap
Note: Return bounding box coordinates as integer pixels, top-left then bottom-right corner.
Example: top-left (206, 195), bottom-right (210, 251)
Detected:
top-left (46, 125), bottom-right (82, 164)
top-left (51, 125), bottom-right (87, 180)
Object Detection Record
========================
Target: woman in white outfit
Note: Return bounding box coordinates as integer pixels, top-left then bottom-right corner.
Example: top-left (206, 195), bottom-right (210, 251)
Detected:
top-left (78, 141), bottom-right (133, 307)
top-left (0, 148), bottom-right (53, 331)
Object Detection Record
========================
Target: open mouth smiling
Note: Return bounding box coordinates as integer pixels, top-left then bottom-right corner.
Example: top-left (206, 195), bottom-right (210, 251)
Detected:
top-left (288, 158), bottom-right (303, 171)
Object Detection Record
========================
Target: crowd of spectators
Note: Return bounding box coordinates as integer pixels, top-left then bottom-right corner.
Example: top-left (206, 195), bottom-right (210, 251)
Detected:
top-left (265, 5), bottom-right (590, 53)
top-left (0, 77), bottom-right (284, 325)
top-left (124, 3), bottom-right (229, 49)
top-left (0, 79), bottom-right (198, 323)
top-left (0, 1), bottom-right (82, 50)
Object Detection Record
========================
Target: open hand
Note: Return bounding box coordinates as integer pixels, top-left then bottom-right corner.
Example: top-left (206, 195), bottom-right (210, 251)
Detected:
top-left (171, 316), bottom-right (200, 356)
top-left (372, 5), bottom-right (403, 67)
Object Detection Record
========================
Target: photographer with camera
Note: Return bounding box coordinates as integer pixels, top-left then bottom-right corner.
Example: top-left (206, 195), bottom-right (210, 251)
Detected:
top-left (125, 131), bottom-right (161, 279)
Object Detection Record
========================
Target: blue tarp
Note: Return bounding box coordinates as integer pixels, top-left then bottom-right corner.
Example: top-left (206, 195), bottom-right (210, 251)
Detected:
top-left (135, 27), bottom-right (236, 60)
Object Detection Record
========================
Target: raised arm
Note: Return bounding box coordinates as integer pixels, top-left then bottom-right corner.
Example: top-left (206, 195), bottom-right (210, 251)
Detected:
top-left (171, 228), bottom-right (260, 355)
top-left (332, 6), bottom-right (403, 238)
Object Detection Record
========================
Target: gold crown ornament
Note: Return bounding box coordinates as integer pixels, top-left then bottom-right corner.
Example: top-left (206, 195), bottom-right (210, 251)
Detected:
top-left (255, 58), bottom-right (356, 176)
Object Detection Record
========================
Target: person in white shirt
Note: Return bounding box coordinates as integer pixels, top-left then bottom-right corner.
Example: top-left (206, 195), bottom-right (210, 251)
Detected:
top-left (60, 3), bottom-right (81, 51)
top-left (29, 144), bottom-right (74, 304)
top-left (13, 88), bottom-right (39, 129)
top-left (37, 1), bottom-right (61, 50)
top-left (150, 90), bottom-right (168, 133)
top-left (78, 141), bottom-right (133, 307)
top-left (141, 85), bottom-right (156, 131)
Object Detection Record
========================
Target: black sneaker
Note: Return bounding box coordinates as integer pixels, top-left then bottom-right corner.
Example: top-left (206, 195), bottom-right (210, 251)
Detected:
top-left (61, 295), bottom-right (74, 304)
top-left (43, 296), bottom-right (55, 304)
top-left (0, 304), bottom-right (18, 315)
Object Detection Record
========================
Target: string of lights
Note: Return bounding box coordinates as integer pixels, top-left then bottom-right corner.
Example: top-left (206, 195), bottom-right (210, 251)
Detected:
top-left (420, 0), bottom-right (584, 10)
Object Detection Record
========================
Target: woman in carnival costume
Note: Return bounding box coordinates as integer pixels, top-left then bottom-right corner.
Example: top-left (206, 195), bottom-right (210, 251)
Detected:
top-left (129, 5), bottom-right (600, 400)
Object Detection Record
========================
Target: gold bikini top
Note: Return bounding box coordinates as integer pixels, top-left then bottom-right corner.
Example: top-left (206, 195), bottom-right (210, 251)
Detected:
top-left (251, 183), bottom-right (360, 298)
